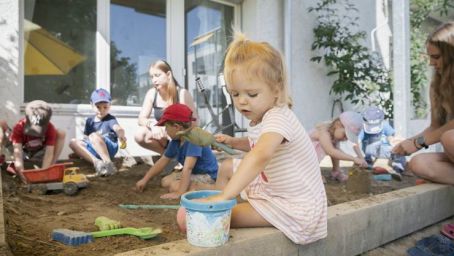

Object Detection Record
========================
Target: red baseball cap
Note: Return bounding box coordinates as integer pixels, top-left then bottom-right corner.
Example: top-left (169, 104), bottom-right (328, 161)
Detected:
top-left (156, 104), bottom-right (196, 126)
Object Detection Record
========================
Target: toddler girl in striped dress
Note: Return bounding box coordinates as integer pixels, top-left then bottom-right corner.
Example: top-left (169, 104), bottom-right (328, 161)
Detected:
top-left (191, 31), bottom-right (328, 244)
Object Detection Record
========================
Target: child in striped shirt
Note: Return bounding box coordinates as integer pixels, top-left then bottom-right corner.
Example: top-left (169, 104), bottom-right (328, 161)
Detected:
top-left (179, 31), bottom-right (328, 245)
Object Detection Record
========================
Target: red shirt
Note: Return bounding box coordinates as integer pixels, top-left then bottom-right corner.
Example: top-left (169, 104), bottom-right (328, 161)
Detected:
top-left (10, 118), bottom-right (57, 151)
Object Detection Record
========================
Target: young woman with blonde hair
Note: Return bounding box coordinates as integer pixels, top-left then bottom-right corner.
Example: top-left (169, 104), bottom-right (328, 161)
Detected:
top-left (393, 22), bottom-right (454, 185)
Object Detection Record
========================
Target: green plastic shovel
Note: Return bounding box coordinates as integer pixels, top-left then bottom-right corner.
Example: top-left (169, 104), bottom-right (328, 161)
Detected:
top-left (91, 227), bottom-right (162, 240)
top-left (176, 127), bottom-right (238, 155)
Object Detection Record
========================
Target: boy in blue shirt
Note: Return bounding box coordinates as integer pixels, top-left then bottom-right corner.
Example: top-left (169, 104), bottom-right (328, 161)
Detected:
top-left (359, 106), bottom-right (406, 172)
top-left (69, 88), bottom-right (126, 176)
top-left (135, 103), bottom-right (218, 199)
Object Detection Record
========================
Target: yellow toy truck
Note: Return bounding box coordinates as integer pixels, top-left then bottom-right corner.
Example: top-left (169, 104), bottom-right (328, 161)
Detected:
top-left (22, 163), bottom-right (89, 196)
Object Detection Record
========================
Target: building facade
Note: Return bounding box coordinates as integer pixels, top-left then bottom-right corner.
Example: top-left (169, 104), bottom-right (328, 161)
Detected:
top-left (0, 0), bottom-right (407, 158)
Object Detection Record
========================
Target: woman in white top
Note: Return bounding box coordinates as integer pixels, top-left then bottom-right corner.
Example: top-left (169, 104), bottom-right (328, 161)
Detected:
top-left (135, 60), bottom-right (198, 155)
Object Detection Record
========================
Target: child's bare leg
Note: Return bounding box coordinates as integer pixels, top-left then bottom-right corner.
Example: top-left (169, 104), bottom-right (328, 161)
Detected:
top-left (168, 180), bottom-right (181, 192)
top-left (330, 156), bottom-right (340, 173)
top-left (161, 172), bottom-right (178, 188)
top-left (88, 133), bottom-right (111, 162)
top-left (69, 139), bottom-right (97, 164)
top-left (230, 202), bottom-right (272, 228)
top-left (330, 156), bottom-right (347, 181)
top-left (51, 129), bottom-right (66, 164)
top-left (190, 182), bottom-right (216, 191)
top-left (215, 158), bottom-right (233, 190)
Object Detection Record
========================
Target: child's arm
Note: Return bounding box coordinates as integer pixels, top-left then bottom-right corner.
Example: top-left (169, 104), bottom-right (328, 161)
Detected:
top-left (12, 143), bottom-right (24, 172)
top-left (352, 143), bottom-right (364, 158)
top-left (113, 124), bottom-right (126, 143)
top-left (213, 132), bottom-right (284, 201)
top-left (215, 134), bottom-right (251, 152)
top-left (319, 131), bottom-right (366, 166)
top-left (135, 156), bottom-right (171, 192)
top-left (41, 146), bottom-right (55, 169)
top-left (160, 156), bottom-right (197, 199)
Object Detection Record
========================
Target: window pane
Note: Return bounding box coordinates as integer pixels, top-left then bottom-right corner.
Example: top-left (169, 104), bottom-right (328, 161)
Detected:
top-left (186, 1), bottom-right (234, 134)
top-left (24, 0), bottom-right (96, 104)
top-left (110, 0), bottom-right (166, 106)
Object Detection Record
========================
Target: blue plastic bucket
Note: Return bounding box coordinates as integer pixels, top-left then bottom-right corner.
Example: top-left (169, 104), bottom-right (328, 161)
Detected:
top-left (180, 190), bottom-right (237, 247)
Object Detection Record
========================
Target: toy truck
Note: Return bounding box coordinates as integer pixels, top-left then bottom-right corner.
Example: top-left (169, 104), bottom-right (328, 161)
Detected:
top-left (22, 163), bottom-right (89, 196)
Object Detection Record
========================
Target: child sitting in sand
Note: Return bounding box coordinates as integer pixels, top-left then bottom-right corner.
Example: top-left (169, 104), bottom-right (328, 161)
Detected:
top-left (179, 31), bottom-right (327, 245)
top-left (69, 89), bottom-right (126, 176)
top-left (135, 103), bottom-right (218, 199)
top-left (360, 106), bottom-right (406, 172)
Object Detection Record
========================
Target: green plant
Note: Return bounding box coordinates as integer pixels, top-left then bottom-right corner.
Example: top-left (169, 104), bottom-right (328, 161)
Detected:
top-left (410, 0), bottom-right (453, 118)
top-left (308, 0), bottom-right (393, 118)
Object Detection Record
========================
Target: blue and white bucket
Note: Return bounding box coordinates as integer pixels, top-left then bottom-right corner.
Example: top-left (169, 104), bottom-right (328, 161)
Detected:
top-left (180, 190), bottom-right (237, 247)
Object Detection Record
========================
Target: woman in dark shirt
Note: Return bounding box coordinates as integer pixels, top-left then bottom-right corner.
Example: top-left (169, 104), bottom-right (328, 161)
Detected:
top-left (135, 60), bottom-right (198, 155)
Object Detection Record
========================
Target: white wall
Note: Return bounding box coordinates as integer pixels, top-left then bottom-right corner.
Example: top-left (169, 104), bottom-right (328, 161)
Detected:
top-left (290, 0), bottom-right (382, 129)
top-left (0, 0), bottom-right (21, 127)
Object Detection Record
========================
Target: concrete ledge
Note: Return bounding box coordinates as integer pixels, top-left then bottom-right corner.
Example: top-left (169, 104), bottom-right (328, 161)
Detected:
top-left (116, 184), bottom-right (454, 256)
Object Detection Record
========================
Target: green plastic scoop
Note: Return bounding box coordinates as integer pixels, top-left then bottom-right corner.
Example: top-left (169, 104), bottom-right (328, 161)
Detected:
top-left (119, 204), bottom-right (179, 210)
top-left (91, 227), bottom-right (162, 240)
top-left (176, 127), bottom-right (238, 155)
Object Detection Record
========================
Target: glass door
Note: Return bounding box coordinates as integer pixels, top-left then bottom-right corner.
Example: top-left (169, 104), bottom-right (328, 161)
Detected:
top-left (110, 0), bottom-right (166, 106)
top-left (185, 1), bottom-right (235, 135)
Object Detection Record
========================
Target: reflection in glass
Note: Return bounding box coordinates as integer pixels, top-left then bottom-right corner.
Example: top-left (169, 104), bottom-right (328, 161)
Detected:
top-left (110, 0), bottom-right (166, 106)
top-left (186, 1), bottom-right (234, 134)
top-left (24, 0), bottom-right (96, 104)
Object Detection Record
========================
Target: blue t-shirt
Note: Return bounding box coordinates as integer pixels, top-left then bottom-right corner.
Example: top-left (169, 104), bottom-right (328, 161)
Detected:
top-left (84, 114), bottom-right (119, 142)
top-left (164, 139), bottom-right (218, 180)
top-left (358, 121), bottom-right (395, 152)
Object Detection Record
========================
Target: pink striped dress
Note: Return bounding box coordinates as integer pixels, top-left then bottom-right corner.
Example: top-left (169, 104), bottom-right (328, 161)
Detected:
top-left (234, 106), bottom-right (327, 244)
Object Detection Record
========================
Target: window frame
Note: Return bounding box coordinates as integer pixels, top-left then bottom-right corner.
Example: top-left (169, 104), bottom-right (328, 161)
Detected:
top-left (20, 0), bottom-right (239, 118)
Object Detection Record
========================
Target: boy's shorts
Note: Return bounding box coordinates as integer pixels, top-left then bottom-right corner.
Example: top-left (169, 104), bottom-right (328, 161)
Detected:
top-left (364, 141), bottom-right (392, 159)
top-left (174, 171), bottom-right (215, 184)
top-left (85, 137), bottom-right (118, 160)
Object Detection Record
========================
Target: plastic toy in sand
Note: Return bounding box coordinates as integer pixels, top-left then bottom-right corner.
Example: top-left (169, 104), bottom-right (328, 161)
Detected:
top-left (176, 127), bottom-right (238, 155)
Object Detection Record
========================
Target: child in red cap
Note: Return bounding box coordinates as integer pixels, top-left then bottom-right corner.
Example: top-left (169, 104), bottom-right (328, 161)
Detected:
top-left (135, 103), bottom-right (218, 199)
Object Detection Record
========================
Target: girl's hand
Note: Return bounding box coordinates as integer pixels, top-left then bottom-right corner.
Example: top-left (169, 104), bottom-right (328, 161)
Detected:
top-left (160, 192), bottom-right (182, 200)
top-left (353, 157), bottom-right (368, 167)
top-left (195, 194), bottom-right (226, 203)
top-left (214, 134), bottom-right (233, 147)
top-left (135, 179), bottom-right (148, 192)
top-left (392, 139), bottom-right (417, 156)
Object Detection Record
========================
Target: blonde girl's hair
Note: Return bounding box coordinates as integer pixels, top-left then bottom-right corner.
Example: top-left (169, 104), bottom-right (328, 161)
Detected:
top-left (223, 31), bottom-right (293, 108)
top-left (315, 118), bottom-right (340, 144)
top-left (426, 21), bottom-right (454, 125)
top-left (150, 60), bottom-right (180, 104)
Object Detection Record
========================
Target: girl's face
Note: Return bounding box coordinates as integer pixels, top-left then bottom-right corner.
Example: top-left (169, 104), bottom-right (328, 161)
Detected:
top-left (93, 102), bottom-right (111, 119)
top-left (228, 71), bottom-right (277, 124)
top-left (427, 43), bottom-right (443, 74)
top-left (149, 67), bottom-right (170, 91)
top-left (333, 124), bottom-right (348, 141)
